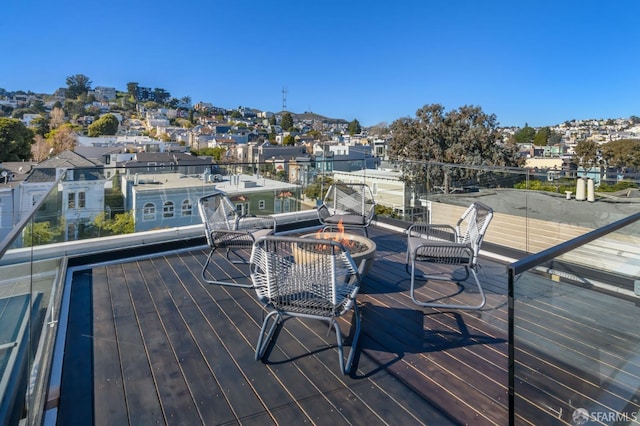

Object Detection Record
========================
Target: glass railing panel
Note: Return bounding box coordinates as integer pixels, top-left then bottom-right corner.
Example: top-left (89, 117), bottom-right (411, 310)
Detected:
top-left (0, 173), bottom-right (64, 426)
top-left (375, 160), bottom-right (640, 256)
top-left (508, 213), bottom-right (640, 424)
top-left (1, 156), bottom-right (639, 424)
top-left (6, 159), bottom-right (638, 256)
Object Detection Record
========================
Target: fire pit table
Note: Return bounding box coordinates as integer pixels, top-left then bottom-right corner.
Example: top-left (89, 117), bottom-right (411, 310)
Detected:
top-left (297, 231), bottom-right (376, 276)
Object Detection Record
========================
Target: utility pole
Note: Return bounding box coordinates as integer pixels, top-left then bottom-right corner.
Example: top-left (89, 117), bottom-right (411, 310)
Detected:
top-left (282, 86), bottom-right (287, 112)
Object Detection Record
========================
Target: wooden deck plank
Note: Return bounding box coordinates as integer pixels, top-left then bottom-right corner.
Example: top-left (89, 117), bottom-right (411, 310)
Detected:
top-left (104, 263), bottom-right (165, 425)
top-left (92, 267), bottom-right (128, 425)
top-left (157, 252), bottom-right (319, 425)
top-left (155, 259), bottom-right (271, 422)
top-left (119, 261), bottom-right (203, 425)
top-left (143, 256), bottom-right (237, 425)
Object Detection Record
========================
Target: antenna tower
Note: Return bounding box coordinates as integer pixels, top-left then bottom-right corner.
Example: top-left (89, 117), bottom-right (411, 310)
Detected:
top-left (282, 86), bottom-right (287, 111)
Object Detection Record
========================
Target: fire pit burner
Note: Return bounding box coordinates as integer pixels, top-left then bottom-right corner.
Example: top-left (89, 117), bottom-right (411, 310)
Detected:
top-left (298, 232), bottom-right (376, 275)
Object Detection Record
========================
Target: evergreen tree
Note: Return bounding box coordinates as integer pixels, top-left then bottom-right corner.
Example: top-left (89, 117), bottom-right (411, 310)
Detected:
top-left (348, 119), bottom-right (362, 135)
top-left (88, 114), bottom-right (119, 136)
top-left (281, 112), bottom-right (294, 131)
top-left (0, 117), bottom-right (34, 161)
top-left (65, 74), bottom-right (92, 99)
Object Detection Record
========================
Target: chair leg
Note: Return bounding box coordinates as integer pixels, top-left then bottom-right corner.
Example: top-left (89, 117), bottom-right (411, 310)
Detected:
top-left (202, 248), bottom-right (254, 288)
top-left (335, 302), bottom-right (361, 375)
top-left (255, 310), bottom-right (281, 361)
top-left (409, 259), bottom-right (486, 310)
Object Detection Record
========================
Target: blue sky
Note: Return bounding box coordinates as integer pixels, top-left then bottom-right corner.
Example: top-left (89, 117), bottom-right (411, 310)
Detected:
top-left (2, 0), bottom-right (639, 128)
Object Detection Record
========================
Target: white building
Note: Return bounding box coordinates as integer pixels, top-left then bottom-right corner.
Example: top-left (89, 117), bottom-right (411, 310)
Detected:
top-left (20, 151), bottom-right (106, 240)
top-left (332, 167), bottom-right (426, 221)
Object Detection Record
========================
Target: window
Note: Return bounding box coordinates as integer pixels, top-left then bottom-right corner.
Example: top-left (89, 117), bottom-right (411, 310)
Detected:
top-left (163, 201), bottom-right (175, 218)
top-left (143, 203), bottom-right (156, 221)
top-left (235, 203), bottom-right (243, 215)
top-left (68, 192), bottom-right (76, 209)
top-left (78, 191), bottom-right (86, 208)
top-left (181, 199), bottom-right (192, 216)
top-left (258, 200), bottom-right (266, 210)
top-left (274, 198), bottom-right (282, 213)
top-left (283, 199), bottom-right (290, 213)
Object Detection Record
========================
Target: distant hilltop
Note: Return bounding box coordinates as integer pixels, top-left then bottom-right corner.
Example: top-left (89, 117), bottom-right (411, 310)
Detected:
top-left (279, 111), bottom-right (348, 125)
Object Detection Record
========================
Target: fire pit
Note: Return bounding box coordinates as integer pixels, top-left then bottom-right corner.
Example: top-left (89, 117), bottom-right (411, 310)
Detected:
top-left (296, 228), bottom-right (376, 276)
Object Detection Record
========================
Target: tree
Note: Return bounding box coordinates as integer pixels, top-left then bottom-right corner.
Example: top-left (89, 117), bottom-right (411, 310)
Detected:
top-left (533, 127), bottom-right (551, 146)
top-left (281, 112), bottom-right (294, 131)
top-left (195, 147), bottom-right (227, 161)
top-left (283, 134), bottom-right (296, 146)
top-left (93, 211), bottom-right (134, 236)
top-left (368, 122), bottom-right (390, 136)
top-left (49, 107), bottom-right (65, 129)
top-left (31, 134), bottom-right (51, 162)
top-left (23, 221), bottom-right (56, 246)
top-left (64, 99), bottom-right (86, 120)
top-left (0, 117), bottom-right (34, 161)
top-left (65, 74), bottom-right (92, 99)
top-left (48, 124), bottom-right (78, 154)
top-left (88, 114), bottom-right (119, 136)
top-left (153, 88), bottom-right (171, 104)
top-left (533, 127), bottom-right (562, 147)
top-left (30, 115), bottom-right (50, 137)
top-left (143, 101), bottom-right (161, 110)
top-left (304, 176), bottom-right (334, 201)
top-left (601, 139), bottom-right (640, 171)
top-left (389, 104), bottom-right (521, 192)
top-left (127, 82), bottom-right (138, 99)
top-left (347, 119), bottom-right (362, 135)
top-left (513, 123), bottom-right (536, 144)
top-left (573, 140), bottom-right (599, 170)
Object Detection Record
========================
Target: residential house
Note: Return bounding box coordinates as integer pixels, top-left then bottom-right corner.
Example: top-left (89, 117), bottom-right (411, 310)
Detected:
top-left (20, 151), bottom-right (106, 240)
top-left (121, 172), bottom-right (301, 232)
top-left (120, 152), bottom-right (217, 177)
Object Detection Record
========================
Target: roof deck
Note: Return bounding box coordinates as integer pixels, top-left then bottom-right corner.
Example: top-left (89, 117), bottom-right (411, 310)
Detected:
top-left (54, 222), bottom-right (626, 426)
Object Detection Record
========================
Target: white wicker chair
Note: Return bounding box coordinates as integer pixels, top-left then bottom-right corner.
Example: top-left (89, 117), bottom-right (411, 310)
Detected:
top-left (317, 183), bottom-right (375, 237)
top-left (198, 191), bottom-right (276, 288)
top-left (405, 201), bottom-right (493, 310)
top-left (250, 235), bottom-right (361, 374)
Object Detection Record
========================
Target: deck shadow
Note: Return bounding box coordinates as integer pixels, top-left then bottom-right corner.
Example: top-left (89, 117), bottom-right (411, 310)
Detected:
top-left (354, 302), bottom-right (506, 377)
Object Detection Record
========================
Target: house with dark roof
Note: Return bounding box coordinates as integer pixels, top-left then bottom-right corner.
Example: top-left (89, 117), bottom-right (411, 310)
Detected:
top-left (120, 152), bottom-right (217, 176)
top-left (20, 151), bottom-right (106, 240)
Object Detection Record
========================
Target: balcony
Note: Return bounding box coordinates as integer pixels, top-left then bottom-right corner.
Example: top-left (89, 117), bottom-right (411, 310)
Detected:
top-left (1, 160), bottom-right (639, 425)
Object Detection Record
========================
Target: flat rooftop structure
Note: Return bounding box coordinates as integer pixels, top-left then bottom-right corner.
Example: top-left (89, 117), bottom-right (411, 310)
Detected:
top-left (129, 172), bottom-right (301, 194)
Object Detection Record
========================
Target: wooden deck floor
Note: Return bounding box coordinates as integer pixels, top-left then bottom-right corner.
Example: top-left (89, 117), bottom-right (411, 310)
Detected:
top-left (54, 225), bottom-right (639, 425)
